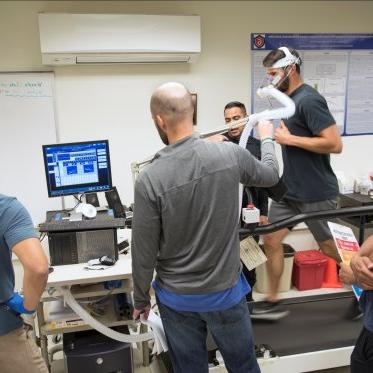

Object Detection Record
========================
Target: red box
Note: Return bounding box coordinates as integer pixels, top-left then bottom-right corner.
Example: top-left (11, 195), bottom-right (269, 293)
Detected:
top-left (292, 250), bottom-right (328, 291)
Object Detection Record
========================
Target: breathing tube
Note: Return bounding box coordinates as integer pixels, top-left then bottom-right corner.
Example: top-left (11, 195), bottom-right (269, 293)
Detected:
top-left (237, 85), bottom-right (295, 219)
top-left (61, 287), bottom-right (154, 342)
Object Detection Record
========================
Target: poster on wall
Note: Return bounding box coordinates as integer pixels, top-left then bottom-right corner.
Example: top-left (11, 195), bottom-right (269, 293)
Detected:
top-left (251, 33), bottom-right (373, 136)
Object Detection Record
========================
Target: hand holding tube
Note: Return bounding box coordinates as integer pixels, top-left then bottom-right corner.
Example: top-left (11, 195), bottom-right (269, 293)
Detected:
top-left (257, 120), bottom-right (274, 140)
top-left (133, 305), bottom-right (151, 321)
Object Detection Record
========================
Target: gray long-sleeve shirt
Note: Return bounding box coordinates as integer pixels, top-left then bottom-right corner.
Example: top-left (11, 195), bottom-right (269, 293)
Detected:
top-left (132, 134), bottom-right (279, 309)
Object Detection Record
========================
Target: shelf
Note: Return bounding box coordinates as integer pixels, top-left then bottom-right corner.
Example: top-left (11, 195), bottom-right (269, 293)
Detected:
top-left (36, 253), bottom-right (150, 367)
top-left (41, 318), bottom-right (134, 335)
top-left (41, 300), bottom-right (135, 335)
top-left (41, 280), bottom-right (133, 301)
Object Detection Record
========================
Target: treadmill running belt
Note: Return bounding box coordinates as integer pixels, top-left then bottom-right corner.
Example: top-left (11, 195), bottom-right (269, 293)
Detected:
top-left (252, 294), bottom-right (362, 356)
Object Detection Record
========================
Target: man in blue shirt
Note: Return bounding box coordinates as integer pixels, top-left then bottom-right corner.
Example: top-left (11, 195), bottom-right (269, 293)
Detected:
top-left (0, 194), bottom-right (49, 372)
top-left (132, 82), bottom-right (279, 372)
top-left (340, 235), bottom-right (373, 373)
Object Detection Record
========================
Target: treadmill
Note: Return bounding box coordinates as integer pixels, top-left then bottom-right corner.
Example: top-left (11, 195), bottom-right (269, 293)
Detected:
top-left (160, 206), bottom-right (373, 373)
top-left (251, 293), bottom-right (358, 372)
top-left (239, 205), bottom-right (373, 373)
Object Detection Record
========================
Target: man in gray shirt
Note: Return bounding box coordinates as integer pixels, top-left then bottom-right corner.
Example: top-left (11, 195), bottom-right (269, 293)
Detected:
top-left (131, 82), bottom-right (279, 372)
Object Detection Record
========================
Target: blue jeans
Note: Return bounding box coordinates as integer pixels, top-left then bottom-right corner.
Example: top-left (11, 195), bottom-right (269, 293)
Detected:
top-left (157, 297), bottom-right (260, 373)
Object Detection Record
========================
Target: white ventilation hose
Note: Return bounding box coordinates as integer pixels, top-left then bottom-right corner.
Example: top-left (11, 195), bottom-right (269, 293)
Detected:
top-left (61, 287), bottom-right (154, 343)
top-left (237, 86), bottom-right (295, 219)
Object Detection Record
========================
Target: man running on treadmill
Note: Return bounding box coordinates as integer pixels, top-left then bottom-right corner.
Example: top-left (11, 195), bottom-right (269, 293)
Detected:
top-left (251, 46), bottom-right (344, 320)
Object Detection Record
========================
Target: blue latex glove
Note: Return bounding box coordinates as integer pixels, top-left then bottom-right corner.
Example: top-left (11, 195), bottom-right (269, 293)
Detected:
top-left (5, 292), bottom-right (35, 314)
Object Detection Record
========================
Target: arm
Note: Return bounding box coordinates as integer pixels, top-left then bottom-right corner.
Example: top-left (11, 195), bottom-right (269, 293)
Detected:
top-left (12, 238), bottom-right (49, 311)
top-left (236, 142), bottom-right (279, 188)
top-left (350, 235), bottom-right (373, 289)
top-left (131, 177), bottom-right (161, 319)
top-left (236, 120), bottom-right (279, 187)
top-left (359, 235), bottom-right (373, 257)
top-left (4, 199), bottom-right (48, 312)
top-left (275, 121), bottom-right (342, 154)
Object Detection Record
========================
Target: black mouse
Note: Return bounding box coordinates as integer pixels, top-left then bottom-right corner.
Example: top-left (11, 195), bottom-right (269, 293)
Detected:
top-left (99, 256), bottom-right (116, 266)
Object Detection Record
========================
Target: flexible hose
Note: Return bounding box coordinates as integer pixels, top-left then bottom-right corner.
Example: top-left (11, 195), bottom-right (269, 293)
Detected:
top-left (61, 287), bottom-right (154, 343)
top-left (237, 86), bottom-right (295, 219)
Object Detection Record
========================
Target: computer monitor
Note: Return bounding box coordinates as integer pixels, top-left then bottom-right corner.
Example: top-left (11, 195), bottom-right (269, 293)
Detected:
top-left (42, 140), bottom-right (112, 197)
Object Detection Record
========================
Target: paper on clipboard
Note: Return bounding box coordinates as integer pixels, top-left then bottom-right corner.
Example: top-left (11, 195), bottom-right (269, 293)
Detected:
top-left (240, 235), bottom-right (267, 271)
top-left (327, 221), bottom-right (363, 299)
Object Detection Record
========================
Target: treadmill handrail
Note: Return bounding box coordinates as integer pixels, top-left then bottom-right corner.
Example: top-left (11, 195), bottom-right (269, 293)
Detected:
top-left (239, 205), bottom-right (373, 237)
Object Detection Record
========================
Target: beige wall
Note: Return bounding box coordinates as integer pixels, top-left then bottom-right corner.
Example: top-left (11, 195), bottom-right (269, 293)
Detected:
top-left (2, 2), bottom-right (373, 284)
top-left (1, 1), bottom-right (372, 204)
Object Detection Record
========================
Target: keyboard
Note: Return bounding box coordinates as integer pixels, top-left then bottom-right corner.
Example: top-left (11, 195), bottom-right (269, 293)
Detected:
top-left (39, 218), bottom-right (126, 232)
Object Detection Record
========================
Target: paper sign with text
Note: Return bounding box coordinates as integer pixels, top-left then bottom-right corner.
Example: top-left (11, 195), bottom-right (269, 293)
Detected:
top-left (328, 221), bottom-right (363, 299)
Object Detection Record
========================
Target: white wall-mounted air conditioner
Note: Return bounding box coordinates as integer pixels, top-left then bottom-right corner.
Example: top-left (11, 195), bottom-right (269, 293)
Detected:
top-left (38, 13), bottom-right (201, 65)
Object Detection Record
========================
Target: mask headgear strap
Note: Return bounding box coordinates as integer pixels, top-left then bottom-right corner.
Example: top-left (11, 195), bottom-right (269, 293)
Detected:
top-left (271, 47), bottom-right (300, 69)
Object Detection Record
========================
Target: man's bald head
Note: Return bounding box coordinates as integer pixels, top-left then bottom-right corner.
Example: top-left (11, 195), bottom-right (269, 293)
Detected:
top-left (150, 82), bottom-right (194, 126)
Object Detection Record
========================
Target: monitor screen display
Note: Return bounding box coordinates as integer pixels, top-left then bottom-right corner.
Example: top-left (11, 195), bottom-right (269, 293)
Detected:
top-left (42, 140), bottom-right (112, 197)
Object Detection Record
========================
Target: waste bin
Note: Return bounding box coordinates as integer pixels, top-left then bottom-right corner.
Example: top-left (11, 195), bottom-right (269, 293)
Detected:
top-left (292, 250), bottom-right (328, 291)
top-left (254, 244), bottom-right (295, 294)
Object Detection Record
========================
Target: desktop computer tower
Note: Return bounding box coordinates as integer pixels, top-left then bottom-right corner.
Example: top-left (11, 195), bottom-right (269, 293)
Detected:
top-left (64, 329), bottom-right (133, 373)
top-left (48, 229), bottom-right (118, 266)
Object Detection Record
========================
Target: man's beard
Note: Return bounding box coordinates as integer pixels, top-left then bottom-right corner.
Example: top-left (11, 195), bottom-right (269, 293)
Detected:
top-left (277, 76), bottom-right (290, 92)
top-left (156, 123), bottom-right (169, 145)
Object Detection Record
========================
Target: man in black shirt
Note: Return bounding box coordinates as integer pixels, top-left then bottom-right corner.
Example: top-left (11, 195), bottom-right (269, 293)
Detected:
top-left (223, 101), bottom-right (269, 226)
top-left (224, 102), bottom-right (269, 301)
top-left (208, 102), bottom-right (269, 300)
top-left (252, 46), bottom-right (345, 319)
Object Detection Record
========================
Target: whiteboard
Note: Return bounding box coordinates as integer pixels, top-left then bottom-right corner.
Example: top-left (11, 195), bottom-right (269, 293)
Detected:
top-left (0, 72), bottom-right (61, 225)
